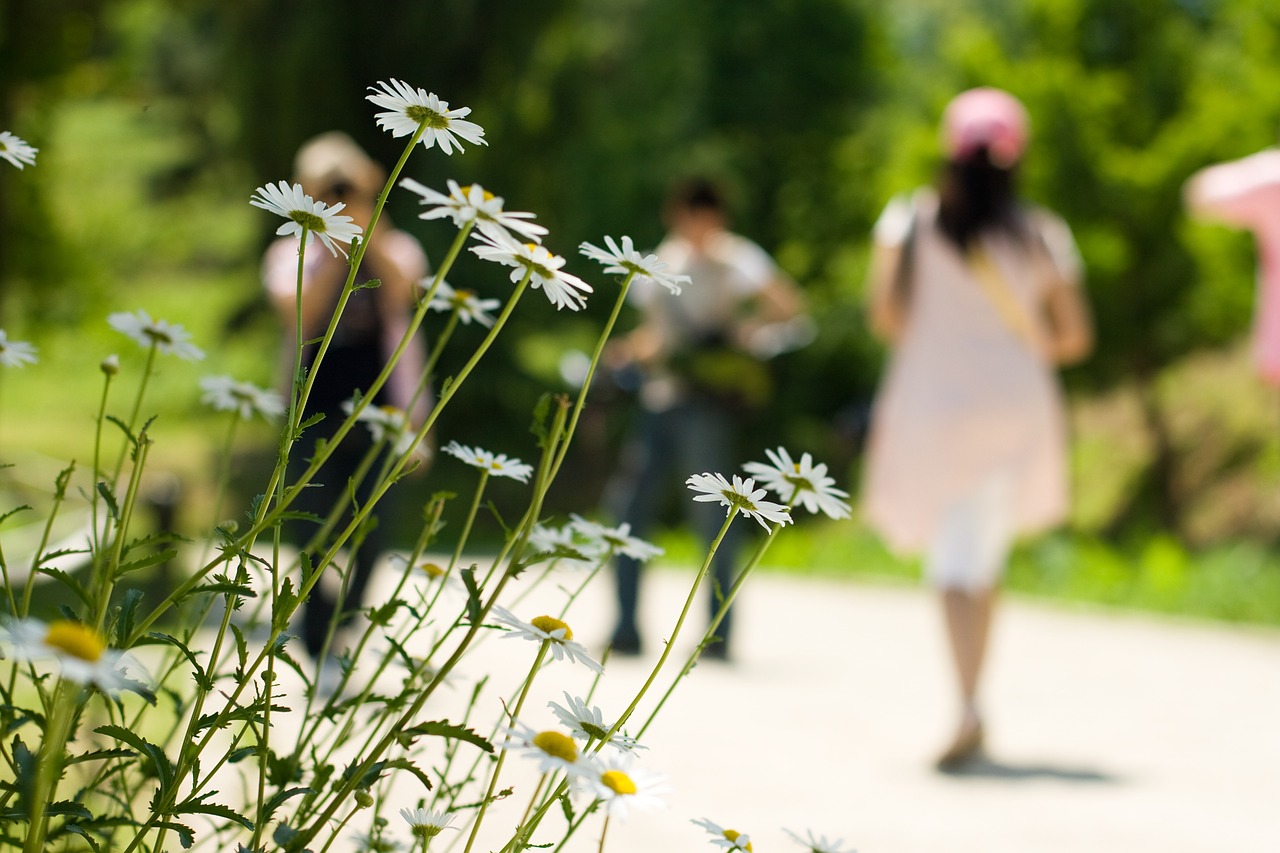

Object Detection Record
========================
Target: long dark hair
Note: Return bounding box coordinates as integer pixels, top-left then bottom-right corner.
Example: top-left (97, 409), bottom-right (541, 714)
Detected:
top-left (936, 146), bottom-right (1027, 250)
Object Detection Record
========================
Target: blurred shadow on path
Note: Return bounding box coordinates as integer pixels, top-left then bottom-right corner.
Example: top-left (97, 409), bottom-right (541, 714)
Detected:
top-left (938, 755), bottom-right (1120, 783)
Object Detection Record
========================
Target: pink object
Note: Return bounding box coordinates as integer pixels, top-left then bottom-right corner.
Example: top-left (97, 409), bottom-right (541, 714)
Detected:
top-left (1185, 149), bottom-right (1280, 385)
top-left (942, 87), bottom-right (1030, 167)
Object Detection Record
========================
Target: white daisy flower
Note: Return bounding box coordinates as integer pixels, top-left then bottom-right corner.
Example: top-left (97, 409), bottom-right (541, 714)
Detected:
top-left (502, 720), bottom-right (595, 776)
top-left (441, 440), bottom-right (533, 483)
top-left (423, 279), bottom-right (501, 327)
top-left (470, 231), bottom-right (593, 312)
top-left (548, 692), bottom-right (645, 753)
top-left (367, 80), bottom-right (486, 155)
top-left (568, 515), bottom-right (662, 562)
top-left (574, 755), bottom-right (668, 821)
top-left (0, 131), bottom-right (37, 169)
top-left (784, 828), bottom-right (858, 853)
top-left (743, 447), bottom-right (852, 520)
top-left (401, 178), bottom-right (546, 244)
top-left (398, 807), bottom-right (458, 843)
top-left (686, 472), bottom-right (792, 531)
top-left (693, 818), bottom-right (754, 851)
top-left (342, 400), bottom-right (422, 457)
top-left (579, 235), bottom-right (689, 295)
top-left (524, 521), bottom-right (594, 570)
top-left (199, 375), bottom-right (285, 421)
top-left (489, 606), bottom-right (602, 672)
top-left (108, 310), bottom-right (205, 361)
top-left (0, 329), bottom-right (37, 367)
top-left (1, 618), bottom-right (150, 694)
top-left (250, 180), bottom-right (362, 258)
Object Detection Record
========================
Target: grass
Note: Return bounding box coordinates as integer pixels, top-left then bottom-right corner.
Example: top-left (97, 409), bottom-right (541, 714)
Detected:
top-left (653, 521), bottom-right (1280, 628)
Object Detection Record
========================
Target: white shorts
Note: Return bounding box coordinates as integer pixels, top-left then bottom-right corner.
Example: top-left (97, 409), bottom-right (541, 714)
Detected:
top-left (925, 473), bottom-right (1015, 592)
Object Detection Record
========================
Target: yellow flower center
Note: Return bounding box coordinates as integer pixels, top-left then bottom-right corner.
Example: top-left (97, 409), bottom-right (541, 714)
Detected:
top-left (468, 184), bottom-right (496, 202)
top-left (44, 620), bottom-right (106, 662)
top-left (532, 730), bottom-right (578, 763)
top-left (724, 830), bottom-right (752, 851)
top-left (530, 615), bottom-right (572, 640)
top-left (419, 562), bottom-right (446, 579)
top-left (380, 405), bottom-right (399, 417)
top-left (600, 770), bottom-right (637, 796)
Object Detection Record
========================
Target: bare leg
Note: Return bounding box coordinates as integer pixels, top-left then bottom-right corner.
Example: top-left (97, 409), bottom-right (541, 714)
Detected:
top-left (937, 586), bottom-right (997, 766)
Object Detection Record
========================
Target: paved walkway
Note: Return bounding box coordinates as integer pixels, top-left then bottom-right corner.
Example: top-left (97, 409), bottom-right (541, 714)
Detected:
top-left (435, 566), bottom-right (1280, 853)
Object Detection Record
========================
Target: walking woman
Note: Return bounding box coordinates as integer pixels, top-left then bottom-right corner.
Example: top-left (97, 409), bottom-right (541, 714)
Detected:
top-left (861, 88), bottom-right (1093, 769)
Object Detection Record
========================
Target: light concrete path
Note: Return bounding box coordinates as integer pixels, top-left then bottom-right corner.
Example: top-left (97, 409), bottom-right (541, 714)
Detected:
top-left (413, 566), bottom-right (1280, 853)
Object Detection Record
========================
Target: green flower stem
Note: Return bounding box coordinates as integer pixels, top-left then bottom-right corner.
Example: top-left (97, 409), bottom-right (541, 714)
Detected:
top-left (111, 340), bottom-right (157, 487)
top-left (556, 552), bottom-right (611, 620)
top-left (462, 640), bottom-right (550, 853)
top-left (413, 307), bottom-right (460, 409)
top-left (289, 400), bottom-right (569, 846)
top-left (93, 430), bottom-right (151, 630)
top-left (314, 802), bottom-right (363, 853)
top-left (287, 122), bottom-right (426, 440)
top-left (201, 412), bottom-right (241, 561)
top-left (597, 815), bottom-right (611, 853)
top-left (294, 498), bottom-right (445, 765)
top-left (546, 807), bottom-right (594, 853)
top-left (607, 511), bottom-right (736, 737)
top-left (299, 494), bottom-right (450, 758)
top-left (636, 521), bottom-right (783, 739)
top-left (120, 226), bottom-right (477, 647)
top-left (546, 272), bottom-right (635, 483)
top-left (20, 462), bottom-right (74, 618)
top-left (448, 470), bottom-right (490, 575)
top-left (506, 515), bottom-right (738, 852)
top-left (23, 682), bottom-right (78, 853)
top-left (90, 365), bottom-right (116, 558)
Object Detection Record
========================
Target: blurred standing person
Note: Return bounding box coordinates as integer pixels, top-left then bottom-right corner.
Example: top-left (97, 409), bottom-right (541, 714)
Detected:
top-left (861, 89), bottom-right (1093, 768)
top-left (1184, 147), bottom-right (1280, 384)
top-left (261, 131), bottom-right (429, 664)
top-left (603, 178), bottom-right (807, 661)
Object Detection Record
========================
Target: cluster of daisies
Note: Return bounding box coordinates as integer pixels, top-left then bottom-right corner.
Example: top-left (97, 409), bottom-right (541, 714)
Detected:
top-left (249, 79), bottom-right (689, 318)
top-left (689, 446), bottom-right (852, 529)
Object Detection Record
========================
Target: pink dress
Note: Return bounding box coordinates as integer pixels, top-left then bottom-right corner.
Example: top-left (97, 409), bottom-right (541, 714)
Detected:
top-left (861, 191), bottom-right (1083, 552)
top-left (1185, 149), bottom-right (1280, 385)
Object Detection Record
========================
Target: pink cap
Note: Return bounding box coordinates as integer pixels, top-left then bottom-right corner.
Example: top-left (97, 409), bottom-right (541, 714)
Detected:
top-left (941, 87), bottom-right (1029, 167)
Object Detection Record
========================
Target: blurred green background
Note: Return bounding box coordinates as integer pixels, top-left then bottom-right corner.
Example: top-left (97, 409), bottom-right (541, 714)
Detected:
top-left (3, 0), bottom-right (1280, 623)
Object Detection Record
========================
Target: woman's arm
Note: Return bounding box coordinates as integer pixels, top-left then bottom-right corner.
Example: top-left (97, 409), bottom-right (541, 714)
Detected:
top-left (1041, 280), bottom-right (1093, 366)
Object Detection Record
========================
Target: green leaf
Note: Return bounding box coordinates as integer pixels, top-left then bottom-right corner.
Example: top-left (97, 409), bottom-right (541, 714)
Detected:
top-left (354, 277), bottom-right (383, 290)
top-left (94, 725), bottom-right (173, 791)
top-left (260, 786), bottom-right (310, 821)
top-left (144, 633), bottom-right (209, 689)
top-left (172, 792), bottom-right (254, 830)
top-left (35, 567), bottom-right (92, 608)
top-left (460, 566), bottom-right (481, 627)
top-left (397, 720), bottom-right (494, 754)
top-left (116, 548), bottom-right (178, 575)
top-left (115, 589), bottom-right (145, 646)
top-left (153, 820), bottom-right (195, 848)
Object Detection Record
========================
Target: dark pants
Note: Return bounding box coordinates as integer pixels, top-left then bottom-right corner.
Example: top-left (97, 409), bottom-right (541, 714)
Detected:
top-left (286, 426), bottom-right (387, 659)
top-left (605, 399), bottom-right (745, 648)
